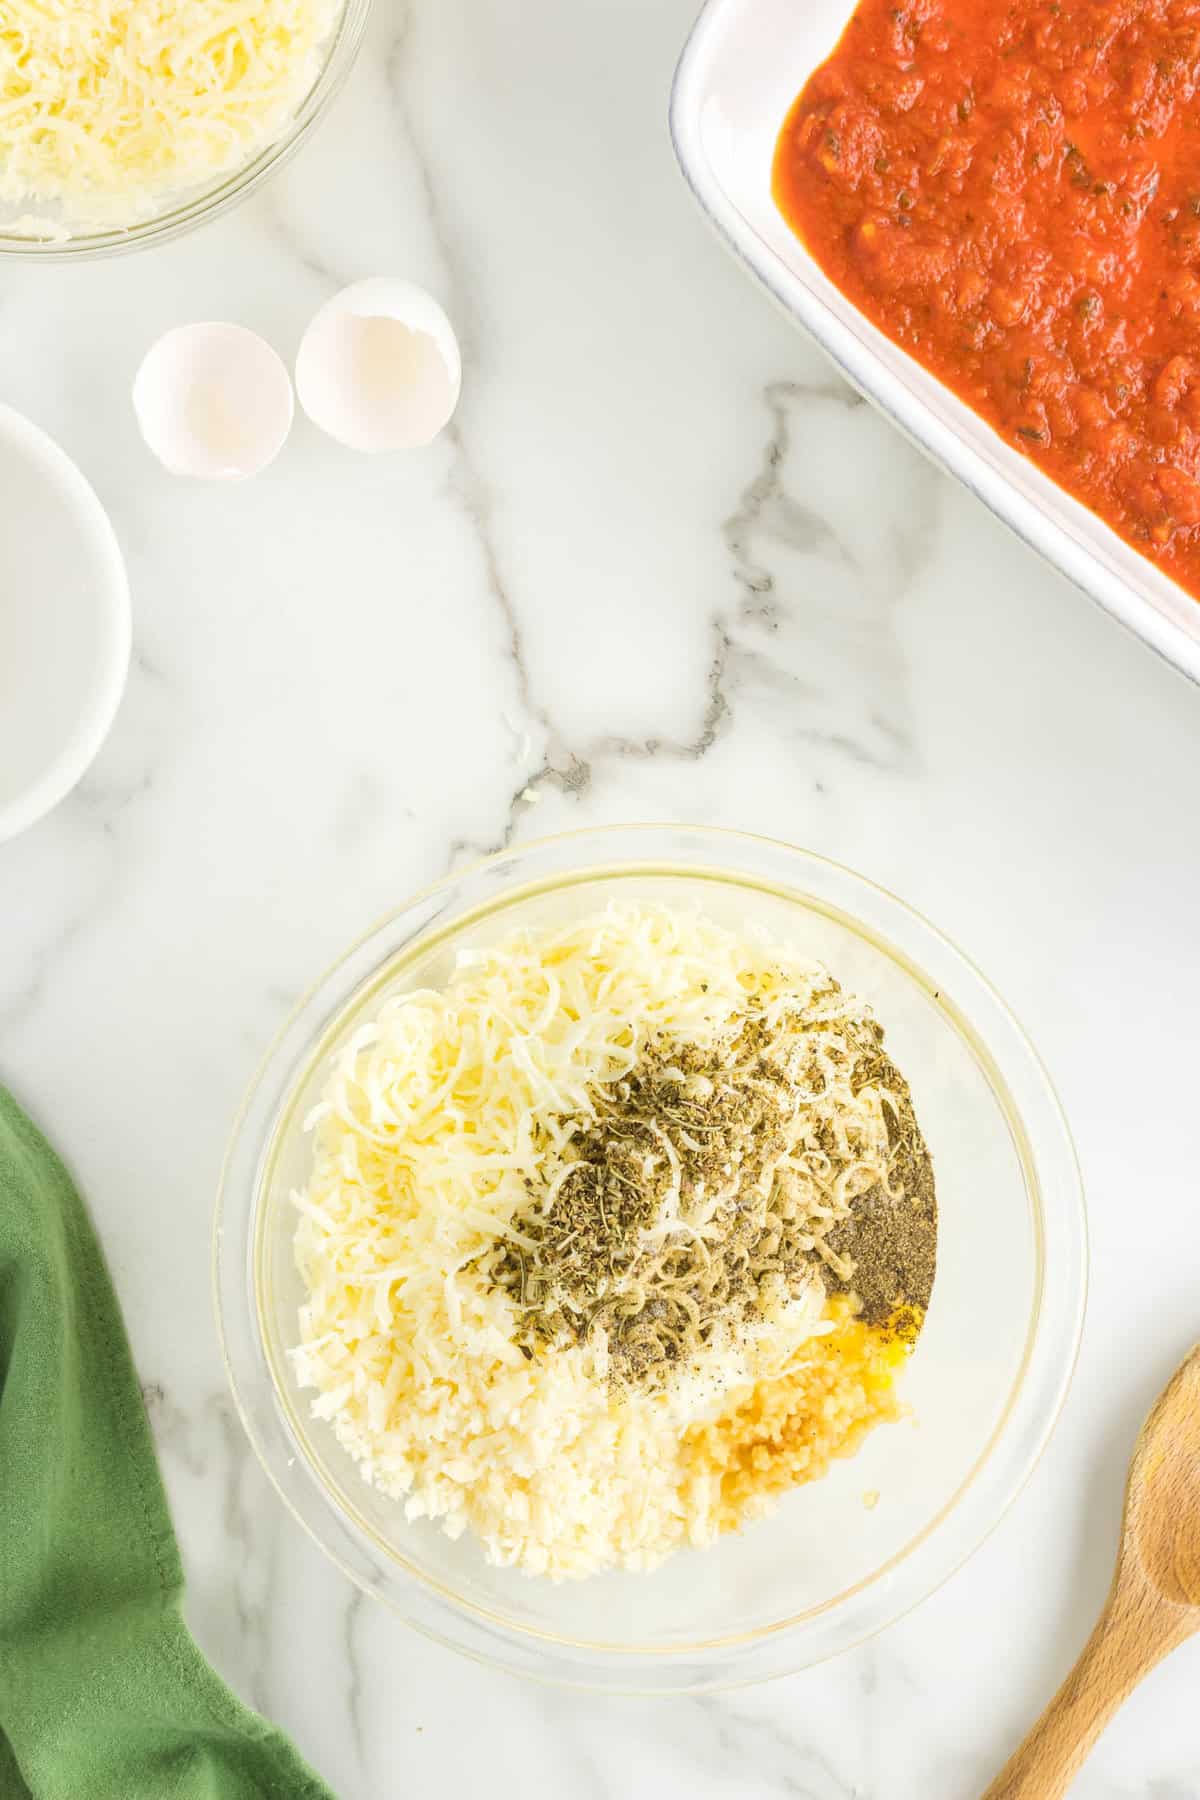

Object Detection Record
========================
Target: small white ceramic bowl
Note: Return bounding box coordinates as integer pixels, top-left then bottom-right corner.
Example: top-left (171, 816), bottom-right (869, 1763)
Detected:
top-left (0, 404), bottom-right (130, 842)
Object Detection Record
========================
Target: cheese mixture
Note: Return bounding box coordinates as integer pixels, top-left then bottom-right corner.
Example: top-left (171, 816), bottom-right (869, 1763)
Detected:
top-left (291, 902), bottom-right (935, 1579)
top-left (0, 0), bottom-right (344, 229)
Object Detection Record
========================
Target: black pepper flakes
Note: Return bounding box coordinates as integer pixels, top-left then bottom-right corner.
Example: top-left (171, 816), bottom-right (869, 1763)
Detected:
top-left (825, 1054), bottom-right (937, 1332)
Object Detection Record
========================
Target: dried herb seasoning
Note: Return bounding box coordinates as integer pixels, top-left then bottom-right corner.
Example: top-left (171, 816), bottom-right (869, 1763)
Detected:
top-left (484, 992), bottom-right (937, 1389)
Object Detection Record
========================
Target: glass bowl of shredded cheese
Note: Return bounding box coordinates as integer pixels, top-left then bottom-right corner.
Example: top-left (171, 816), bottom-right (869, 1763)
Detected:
top-left (0, 0), bottom-right (370, 256)
top-left (215, 825), bottom-right (1086, 1691)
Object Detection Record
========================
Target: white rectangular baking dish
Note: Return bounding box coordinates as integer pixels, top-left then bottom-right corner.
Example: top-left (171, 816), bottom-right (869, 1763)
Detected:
top-left (670, 0), bottom-right (1200, 685)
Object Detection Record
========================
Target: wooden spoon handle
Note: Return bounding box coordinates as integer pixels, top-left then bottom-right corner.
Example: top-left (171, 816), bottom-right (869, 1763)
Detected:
top-left (981, 1594), bottom-right (1191, 1800)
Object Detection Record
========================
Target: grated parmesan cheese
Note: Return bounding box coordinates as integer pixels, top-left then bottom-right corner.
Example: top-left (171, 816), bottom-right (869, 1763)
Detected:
top-left (291, 902), bottom-right (902, 1579)
top-left (0, 0), bottom-right (344, 229)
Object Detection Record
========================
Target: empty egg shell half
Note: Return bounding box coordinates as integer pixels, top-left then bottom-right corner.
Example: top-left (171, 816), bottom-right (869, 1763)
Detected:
top-left (295, 279), bottom-right (462, 452)
top-left (133, 323), bottom-right (294, 481)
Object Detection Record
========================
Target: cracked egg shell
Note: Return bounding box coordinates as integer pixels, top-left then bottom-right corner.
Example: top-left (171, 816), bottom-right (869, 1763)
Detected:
top-left (133, 323), bottom-right (294, 480)
top-left (295, 278), bottom-right (461, 453)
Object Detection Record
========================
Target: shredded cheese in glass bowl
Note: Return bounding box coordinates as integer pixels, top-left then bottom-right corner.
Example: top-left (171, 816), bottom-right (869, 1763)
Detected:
top-left (290, 901), bottom-right (926, 1580)
top-left (215, 826), bottom-right (1086, 1691)
top-left (0, 0), bottom-right (370, 256)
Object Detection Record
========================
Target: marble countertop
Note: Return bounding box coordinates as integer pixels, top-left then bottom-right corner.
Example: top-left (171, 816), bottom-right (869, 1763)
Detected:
top-left (5, 0), bottom-right (1200, 1793)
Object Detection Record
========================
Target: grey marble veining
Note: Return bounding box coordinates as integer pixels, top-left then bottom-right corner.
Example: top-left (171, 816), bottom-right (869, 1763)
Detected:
top-left (5, 0), bottom-right (1200, 1794)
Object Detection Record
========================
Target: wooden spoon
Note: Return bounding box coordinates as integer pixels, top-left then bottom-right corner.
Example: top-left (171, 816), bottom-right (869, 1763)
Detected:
top-left (982, 1345), bottom-right (1200, 1798)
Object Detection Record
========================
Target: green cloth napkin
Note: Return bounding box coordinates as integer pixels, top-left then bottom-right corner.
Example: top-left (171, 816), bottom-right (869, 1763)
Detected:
top-left (0, 1085), bottom-right (337, 1800)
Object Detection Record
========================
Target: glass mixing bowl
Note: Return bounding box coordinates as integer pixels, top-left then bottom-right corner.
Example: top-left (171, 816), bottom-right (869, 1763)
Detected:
top-left (0, 0), bottom-right (370, 261)
top-left (214, 826), bottom-right (1086, 1692)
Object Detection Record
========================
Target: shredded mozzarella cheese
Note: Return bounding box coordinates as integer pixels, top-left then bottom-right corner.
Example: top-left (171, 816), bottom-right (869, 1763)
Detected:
top-left (0, 0), bottom-right (343, 226)
top-left (291, 902), bottom-right (888, 1578)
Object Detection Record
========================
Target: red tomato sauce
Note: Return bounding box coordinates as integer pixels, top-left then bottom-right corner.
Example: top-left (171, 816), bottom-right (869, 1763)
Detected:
top-left (774, 0), bottom-right (1200, 599)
